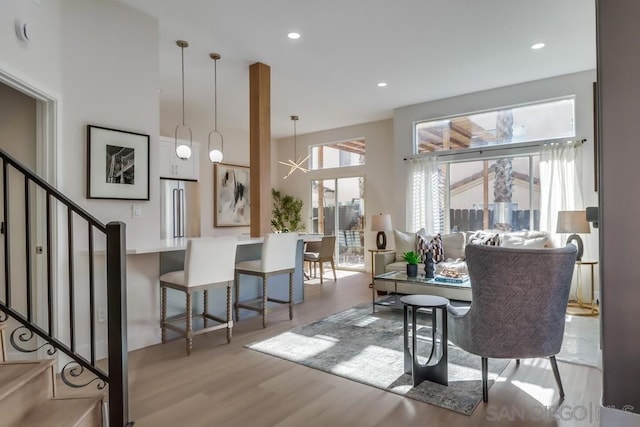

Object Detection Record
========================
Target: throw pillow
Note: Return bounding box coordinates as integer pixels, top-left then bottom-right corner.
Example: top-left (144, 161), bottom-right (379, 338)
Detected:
top-left (417, 233), bottom-right (445, 263)
top-left (501, 235), bottom-right (548, 249)
top-left (393, 230), bottom-right (417, 262)
top-left (468, 230), bottom-right (500, 246)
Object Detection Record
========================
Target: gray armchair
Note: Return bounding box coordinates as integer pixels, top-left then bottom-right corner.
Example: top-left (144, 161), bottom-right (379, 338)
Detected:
top-left (447, 244), bottom-right (577, 402)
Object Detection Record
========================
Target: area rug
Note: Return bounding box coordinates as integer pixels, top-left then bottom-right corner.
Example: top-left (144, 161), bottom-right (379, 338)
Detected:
top-left (247, 304), bottom-right (509, 415)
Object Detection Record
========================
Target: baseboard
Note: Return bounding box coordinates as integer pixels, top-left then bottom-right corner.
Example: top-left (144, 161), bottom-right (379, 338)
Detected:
top-left (599, 404), bottom-right (640, 426)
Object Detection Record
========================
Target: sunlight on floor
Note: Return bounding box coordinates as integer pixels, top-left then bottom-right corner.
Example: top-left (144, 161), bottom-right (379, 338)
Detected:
top-left (273, 332), bottom-right (337, 361)
top-left (510, 359), bottom-right (557, 405)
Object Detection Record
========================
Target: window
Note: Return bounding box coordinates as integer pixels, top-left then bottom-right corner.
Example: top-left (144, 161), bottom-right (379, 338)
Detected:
top-left (447, 156), bottom-right (540, 232)
top-left (310, 139), bottom-right (365, 170)
top-left (415, 98), bottom-right (575, 154)
top-left (410, 98), bottom-right (572, 234)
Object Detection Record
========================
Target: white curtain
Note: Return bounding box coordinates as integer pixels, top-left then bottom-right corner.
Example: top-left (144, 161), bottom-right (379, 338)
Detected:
top-left (540, 142), bottom-right (584, 247)
top-left (406, 156), bottom-right (441, 233)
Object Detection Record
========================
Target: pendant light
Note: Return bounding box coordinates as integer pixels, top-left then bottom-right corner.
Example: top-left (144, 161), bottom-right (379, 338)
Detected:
top-left (279, 115), bottom-right (310, 179)
top-left (207, 53), bottom-right (224, 163)
top-left (174, 40), bottom-right (192, 160)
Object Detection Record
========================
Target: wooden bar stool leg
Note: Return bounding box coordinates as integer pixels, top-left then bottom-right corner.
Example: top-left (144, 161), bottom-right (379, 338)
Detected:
top-left (320, 262), bottom-right (324, 284)
top-left (289, 271), bottom-right (294, 320)
top-left (186, 292), bottom-right (193, 356)
top-left (160, 285), bottom-right (167, 344)
top-left (226, 284), bottom-right (232, 343)
top-left (331, 259), bottom-right (337, 281)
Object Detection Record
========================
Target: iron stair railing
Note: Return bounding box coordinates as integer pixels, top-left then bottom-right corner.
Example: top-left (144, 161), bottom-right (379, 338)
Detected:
top-left (0, 148), bottom-right (133, 426)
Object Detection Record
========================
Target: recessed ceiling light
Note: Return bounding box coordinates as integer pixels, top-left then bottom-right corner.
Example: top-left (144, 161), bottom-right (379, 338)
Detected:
top-left (377, 82), bottom-right (387, 87)
top-left (531, 42), bottom-right (545, 50)
top-left (287, 32), bottom-right (301, 40)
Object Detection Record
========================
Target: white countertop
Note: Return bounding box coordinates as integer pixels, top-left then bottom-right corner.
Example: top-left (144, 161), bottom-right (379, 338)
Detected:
top-left (127, 236), bottom-right (264, 255)
top-left (127, 234), bottom-right (322, 255)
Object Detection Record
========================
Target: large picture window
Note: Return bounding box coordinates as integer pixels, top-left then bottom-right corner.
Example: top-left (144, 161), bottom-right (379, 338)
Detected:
top-left (415, 98), bottom-right (575, 154)
top-left (409, 98), bottom-right (575, 235)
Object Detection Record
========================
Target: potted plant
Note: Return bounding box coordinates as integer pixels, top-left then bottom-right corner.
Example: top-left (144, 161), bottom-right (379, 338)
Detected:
top-left (271, 189), bottom-right (304, 232)
top-left (402, 251), bottom-right (420, 277)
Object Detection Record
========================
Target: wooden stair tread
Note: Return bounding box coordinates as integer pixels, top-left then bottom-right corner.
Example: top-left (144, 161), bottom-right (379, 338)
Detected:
top-left (8, 396), bottom-right (103, 427)
top-left (0, 360), bottom-right (55, 401)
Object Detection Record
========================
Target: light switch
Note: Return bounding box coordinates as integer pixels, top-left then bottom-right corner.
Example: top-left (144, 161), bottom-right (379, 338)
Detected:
top-left (132, 205), bottom-right (142, 218)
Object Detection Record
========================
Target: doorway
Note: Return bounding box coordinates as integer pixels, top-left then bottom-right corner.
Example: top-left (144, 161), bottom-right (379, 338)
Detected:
top-left (310, 176), bottom-right (365, 270)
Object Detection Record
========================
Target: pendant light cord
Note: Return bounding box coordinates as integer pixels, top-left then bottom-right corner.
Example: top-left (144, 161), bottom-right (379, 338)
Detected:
top-left (214, 58), bottom-right (218, 132)
top-left (181, 44), bottom-right (186, 126)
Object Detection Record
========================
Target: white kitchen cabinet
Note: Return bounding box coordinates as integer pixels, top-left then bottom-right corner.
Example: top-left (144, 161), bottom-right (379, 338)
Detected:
top-left (159, 136), bottom-right (199, 181)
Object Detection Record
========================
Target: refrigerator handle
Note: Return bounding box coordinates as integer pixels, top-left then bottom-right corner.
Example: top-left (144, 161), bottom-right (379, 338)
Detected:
top-left (179, 189), bottom-right (185, 238)
top-left (172, 188), bottom-right (179, 238)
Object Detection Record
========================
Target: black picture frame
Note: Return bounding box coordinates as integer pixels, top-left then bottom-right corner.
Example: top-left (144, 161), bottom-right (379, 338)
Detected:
top-left (86, 125), bottom-right (150, 200)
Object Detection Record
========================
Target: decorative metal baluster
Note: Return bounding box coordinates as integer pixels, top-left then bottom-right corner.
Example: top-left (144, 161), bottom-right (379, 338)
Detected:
top-left (46, 192), bottom-right (53, 336)
top-left (67, 206), bottom-right (75, 352)
top-left (24, 177), bottom-right (32, 322)
top-left (88, 223), bottom-right (96, 365)
top-left (3, 158), bottom-right (11, 307)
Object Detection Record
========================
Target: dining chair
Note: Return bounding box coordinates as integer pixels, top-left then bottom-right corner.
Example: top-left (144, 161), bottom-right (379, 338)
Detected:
top-left (235, 232), bottom-right (299, 328)
top-left (303, 235), bottom-right (337, 284)
top-left (159, 236), bottom-right (237, 356)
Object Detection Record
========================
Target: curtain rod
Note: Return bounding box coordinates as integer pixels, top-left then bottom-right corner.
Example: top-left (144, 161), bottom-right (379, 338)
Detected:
top-left (403, 138), bottom-right (586, 161)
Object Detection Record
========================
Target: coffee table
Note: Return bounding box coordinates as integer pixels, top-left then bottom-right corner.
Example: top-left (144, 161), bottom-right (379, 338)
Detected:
top-left (373, 270), bottom-right (471, 312)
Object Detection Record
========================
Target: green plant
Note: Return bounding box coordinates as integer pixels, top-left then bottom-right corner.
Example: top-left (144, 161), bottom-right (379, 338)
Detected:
top-left (271, 189), bottom-right (304, 232)
top-left (401, 251), bottom-right (420, 265)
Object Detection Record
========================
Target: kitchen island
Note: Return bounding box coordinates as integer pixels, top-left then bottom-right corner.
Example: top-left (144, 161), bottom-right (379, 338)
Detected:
top-left (124, 235), bottom-right (309, 350)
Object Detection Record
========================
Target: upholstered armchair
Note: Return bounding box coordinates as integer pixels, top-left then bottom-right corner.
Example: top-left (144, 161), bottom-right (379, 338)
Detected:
top-left (447, 244), bottom-right (577, 402)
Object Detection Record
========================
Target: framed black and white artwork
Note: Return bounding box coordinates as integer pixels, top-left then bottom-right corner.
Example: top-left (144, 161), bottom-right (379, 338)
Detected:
top-left (86, 125), bottom-right (150, 200)
top-left (214, 163), bottom-right (250, 227)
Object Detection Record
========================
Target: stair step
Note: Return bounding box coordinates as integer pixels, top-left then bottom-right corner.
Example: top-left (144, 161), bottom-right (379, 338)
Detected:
top-left (0, 360), bottom-right (56, 426)
top-left (8, 396), bottom-right (104, 427)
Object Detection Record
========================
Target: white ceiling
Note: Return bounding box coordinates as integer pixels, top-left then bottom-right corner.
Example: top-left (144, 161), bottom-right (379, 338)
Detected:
top-left (116, 0), bottom-right (596, 139)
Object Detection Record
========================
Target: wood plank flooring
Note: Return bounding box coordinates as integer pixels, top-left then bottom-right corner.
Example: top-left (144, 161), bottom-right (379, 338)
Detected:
top-left (123, 271), bottom-right (602, 426)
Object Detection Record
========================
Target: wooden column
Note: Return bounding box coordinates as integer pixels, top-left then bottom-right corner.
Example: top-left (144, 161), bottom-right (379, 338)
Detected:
top-left (249, 62), bottom-right (271, 237)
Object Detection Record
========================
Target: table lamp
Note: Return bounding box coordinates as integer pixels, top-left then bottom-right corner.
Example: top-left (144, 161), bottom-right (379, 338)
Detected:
top-left (370, 214), bottom-right (392, 250)
top-left (556, 210), bottom-right (590, 261)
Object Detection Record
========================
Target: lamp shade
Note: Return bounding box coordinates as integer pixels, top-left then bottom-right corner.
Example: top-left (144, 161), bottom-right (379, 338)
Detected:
top-left (556, 211), bottom-right (590, 234)
top-left (370, 214), bottom-right (392, 232)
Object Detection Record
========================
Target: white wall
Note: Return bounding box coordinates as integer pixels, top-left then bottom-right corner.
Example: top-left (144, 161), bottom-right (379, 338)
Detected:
top-left (276, 119), bottom-right (394, 272)
top-left (0, 0), bottom-right (62, 100)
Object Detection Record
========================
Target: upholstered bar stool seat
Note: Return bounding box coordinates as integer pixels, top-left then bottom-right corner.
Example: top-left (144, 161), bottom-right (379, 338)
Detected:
top-left (159, 236), bottom-right (238, 356)
top-left (235, 232), bottom-right (298, 328)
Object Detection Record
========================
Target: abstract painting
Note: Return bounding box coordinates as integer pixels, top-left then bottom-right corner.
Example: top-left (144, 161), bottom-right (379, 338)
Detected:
top-left (214, 163), bottom-right (250, 227)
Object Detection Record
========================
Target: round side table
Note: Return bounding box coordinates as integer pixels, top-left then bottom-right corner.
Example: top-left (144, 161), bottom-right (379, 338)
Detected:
top-left (400, 294), bottom-right (450, 387)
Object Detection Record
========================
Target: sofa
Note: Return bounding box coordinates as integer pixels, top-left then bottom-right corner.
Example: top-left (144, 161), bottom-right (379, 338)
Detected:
top-left (373, 229), bottom-right (553, 301)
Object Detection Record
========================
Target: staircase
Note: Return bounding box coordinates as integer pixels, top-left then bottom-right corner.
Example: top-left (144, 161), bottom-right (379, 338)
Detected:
top-left (0, 148), bottom-right (132, 426)
top-left (0, 329), bottom-right (104, 426)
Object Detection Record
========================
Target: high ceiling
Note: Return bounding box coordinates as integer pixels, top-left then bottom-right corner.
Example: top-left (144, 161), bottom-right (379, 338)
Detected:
top-left (116, 0), bottom-right (596, 139)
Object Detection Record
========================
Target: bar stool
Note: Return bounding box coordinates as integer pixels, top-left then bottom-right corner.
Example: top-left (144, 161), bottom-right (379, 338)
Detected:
top-left (159, 236), bottom-right (237, 356)
top-left (235, 232), bottom-right (298, 328)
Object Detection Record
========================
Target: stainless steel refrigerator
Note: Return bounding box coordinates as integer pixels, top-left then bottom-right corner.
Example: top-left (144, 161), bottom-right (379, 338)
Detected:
top-left (160, 179), bottom-right (201, 239)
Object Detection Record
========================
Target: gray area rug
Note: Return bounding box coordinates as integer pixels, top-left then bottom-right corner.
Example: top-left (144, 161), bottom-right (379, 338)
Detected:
top-left (247, 304), bottom-right (509, 415)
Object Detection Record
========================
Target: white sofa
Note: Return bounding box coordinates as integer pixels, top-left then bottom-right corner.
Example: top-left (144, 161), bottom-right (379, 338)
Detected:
top-left (373, 229), bottom-right (553, 302)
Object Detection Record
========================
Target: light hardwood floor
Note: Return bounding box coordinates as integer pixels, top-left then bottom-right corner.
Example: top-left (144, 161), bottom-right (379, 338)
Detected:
top-left (124, 271), bottom-right (602, 427)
